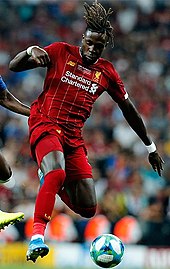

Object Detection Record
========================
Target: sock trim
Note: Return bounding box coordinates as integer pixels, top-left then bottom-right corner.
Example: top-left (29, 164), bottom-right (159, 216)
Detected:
top-left (31, 234), bottom-right (44, 242)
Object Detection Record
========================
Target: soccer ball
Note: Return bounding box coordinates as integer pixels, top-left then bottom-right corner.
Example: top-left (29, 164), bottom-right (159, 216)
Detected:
top-left (90, 234), bottom-right (125, 268)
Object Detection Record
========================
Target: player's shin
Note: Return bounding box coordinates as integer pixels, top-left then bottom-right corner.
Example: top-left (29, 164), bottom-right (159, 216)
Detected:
top-left (33, 169), bottom-right (66, 236)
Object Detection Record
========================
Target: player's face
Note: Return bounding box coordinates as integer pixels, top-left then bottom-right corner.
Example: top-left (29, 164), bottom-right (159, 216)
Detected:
top-left (81, 30), bottom-right (108, 65)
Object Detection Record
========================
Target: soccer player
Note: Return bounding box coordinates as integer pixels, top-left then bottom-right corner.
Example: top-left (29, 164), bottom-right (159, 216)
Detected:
top-left (9, 0), bottom-right (164, 262)
top-left (0, 75), bottom-right (30, 230)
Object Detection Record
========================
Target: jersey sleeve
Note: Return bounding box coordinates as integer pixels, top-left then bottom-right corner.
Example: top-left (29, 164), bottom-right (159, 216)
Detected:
top-left (44, 42), bottom-right (63, 64)
top-left (105, 62), bottom-right (128, 103)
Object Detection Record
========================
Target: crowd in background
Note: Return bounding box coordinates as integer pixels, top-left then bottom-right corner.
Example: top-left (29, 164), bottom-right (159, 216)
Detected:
top-left (0, 0), bottom-right (170, 246)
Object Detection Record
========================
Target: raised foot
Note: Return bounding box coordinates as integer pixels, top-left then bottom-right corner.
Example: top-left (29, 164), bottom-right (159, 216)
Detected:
top-left (26, 238), bottom-right (49, 263)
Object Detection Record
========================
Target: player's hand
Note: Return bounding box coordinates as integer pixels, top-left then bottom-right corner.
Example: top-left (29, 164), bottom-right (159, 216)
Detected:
top-left (148, 151), bottom-right (164, 176)
top-left (31, 47), bottom-right (50, 67)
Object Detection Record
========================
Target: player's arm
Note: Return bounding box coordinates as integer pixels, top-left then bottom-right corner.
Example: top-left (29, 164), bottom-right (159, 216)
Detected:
top-left (117, 97), bottom-right (164, 176)
top-left (0, 76), bottom-right (30, 116)
top-left (9, 46), bottom-right (50, 72)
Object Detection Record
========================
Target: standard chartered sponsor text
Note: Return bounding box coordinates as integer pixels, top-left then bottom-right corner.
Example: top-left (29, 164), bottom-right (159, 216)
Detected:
top-left (61, 76), bottom-right (90, 91)
top-left (61, 71), bottom-right (91, 91)
top-left (61, 71), bottom-right (98, 94)
top-left (65, 71), bottom-right (91, 85)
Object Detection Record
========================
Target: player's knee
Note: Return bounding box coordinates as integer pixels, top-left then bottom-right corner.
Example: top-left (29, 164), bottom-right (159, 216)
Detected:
top-left (44, 169), bottom-right (66, 190)
top-left (76, 205), bottom-right (97, 218)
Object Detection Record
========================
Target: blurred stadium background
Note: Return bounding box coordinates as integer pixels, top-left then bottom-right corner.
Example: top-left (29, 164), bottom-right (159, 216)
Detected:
top-left (0, 0), bottom-right (170, 268)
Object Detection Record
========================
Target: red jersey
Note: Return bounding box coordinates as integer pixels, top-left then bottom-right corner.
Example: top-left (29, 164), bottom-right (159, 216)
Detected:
top-left (29, 42), bottom-right (128, 148)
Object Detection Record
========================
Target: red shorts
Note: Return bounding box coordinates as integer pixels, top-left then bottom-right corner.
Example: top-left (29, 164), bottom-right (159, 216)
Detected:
top-left (35, 134), bottom-right (93, 181)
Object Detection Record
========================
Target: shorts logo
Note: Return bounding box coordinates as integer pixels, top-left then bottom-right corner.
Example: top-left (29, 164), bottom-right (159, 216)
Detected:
top-left (56, 129), bottom-right (61, 134)
top-left (67, 61), bottom-right (76, 67)
top-left (45, 213), bottom-right (51, 221)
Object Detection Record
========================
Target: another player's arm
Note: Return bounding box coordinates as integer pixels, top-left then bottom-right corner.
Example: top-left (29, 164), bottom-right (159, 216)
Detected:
top-left (0, 76), bottom-right (30, 116)
top-left (0, 89), bottom-right (30, 116)
top-left (117, 98), bottom-right (164, 176)
top-left (9, 46), bottom-right (50, 72)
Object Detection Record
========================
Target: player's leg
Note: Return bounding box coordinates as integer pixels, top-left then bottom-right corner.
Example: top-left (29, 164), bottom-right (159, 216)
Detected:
top-left (0, 153), bottom-right (24, 230)
top-left (0, 210), bottom-right (24, 231)
top-left (59, 146), bottom-right (97, 218)
top-left (38, 146), bottom-right (97, 217)
top-left (27, 134), bottom-right (66, 262)
top-left (60, 177), bottom-right (97, 217)
top-left (38, 173), bottom-right (97, 218)
top-left (0, 152), bottom-right (12, 183)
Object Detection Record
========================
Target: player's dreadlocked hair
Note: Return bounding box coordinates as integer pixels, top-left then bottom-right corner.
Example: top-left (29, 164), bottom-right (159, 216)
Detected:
top-left (84, 0), bottom-right (114, 47)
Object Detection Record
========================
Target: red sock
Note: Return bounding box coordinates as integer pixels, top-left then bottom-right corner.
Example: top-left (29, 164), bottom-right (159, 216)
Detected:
top-left (33, 169), bottom-right (66, 235)
top-left (32, 223), bottom-right (46, 236)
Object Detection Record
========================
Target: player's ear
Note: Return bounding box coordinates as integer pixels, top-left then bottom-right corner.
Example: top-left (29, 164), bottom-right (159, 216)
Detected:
top-left (104, 36), bottom-right (109, 48)
top-left (105, 41), bottom-right (109, 48)
top-left (82, 34), bottom-right (85, 43)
